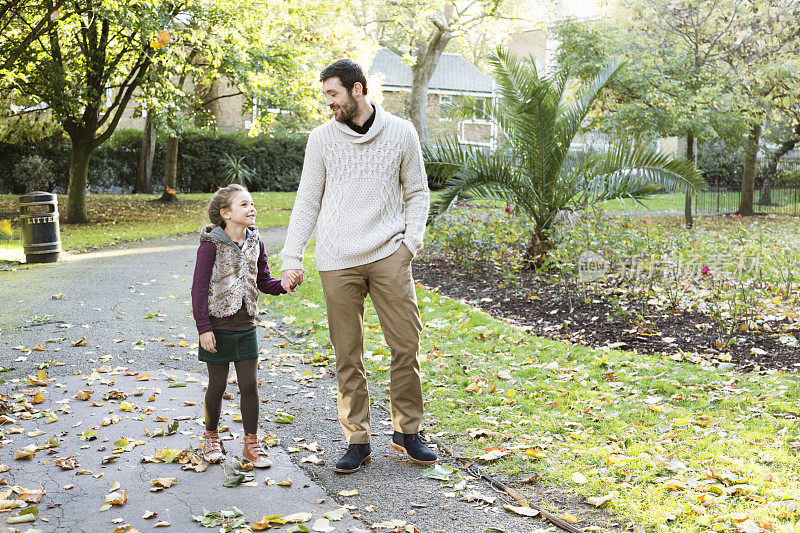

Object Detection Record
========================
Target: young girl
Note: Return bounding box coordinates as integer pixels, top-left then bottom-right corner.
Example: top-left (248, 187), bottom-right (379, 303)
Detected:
top-left (191, 184), bottom-right (297, 466)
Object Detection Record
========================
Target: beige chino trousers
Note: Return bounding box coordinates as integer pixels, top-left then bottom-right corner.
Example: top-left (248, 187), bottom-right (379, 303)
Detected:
top-left (318, 243), bottom-right (423, 444)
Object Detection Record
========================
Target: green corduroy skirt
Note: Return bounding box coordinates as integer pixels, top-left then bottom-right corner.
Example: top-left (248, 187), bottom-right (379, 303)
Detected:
top-left (198, 328), bottom-right (259, 364)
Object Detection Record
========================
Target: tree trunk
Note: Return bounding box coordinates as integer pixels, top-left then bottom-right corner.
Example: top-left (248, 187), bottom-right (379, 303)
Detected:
top-left (738, 123), bottom-right (762, 216)
top-left (159, 136), bottom-right (179, 202)
top-left (408, 27), bottom-right (452, 142)
top-left (524, 230), bottom-right (552, 268)
top-left (66, 139), bottom-right (93, 223)
top-left (759, 173), bottom-right (774, 206)
top-left (684, 131), bottom-right (694, 229)
top-left (758, 123), bottom-right (800, 206)
top-left (134, 111), bottom-right (155, 194)
top-left (409, 68), bottom-right (431, 142)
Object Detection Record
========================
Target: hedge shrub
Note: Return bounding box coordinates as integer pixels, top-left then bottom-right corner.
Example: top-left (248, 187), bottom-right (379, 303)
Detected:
top-left (697, 140), bottom-right (744, 188)
top-left (0, 129), bottom-right (308, 194)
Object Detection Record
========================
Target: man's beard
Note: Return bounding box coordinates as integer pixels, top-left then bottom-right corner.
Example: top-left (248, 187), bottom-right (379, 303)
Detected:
top-left (332, 92), bottom-right (359, 123)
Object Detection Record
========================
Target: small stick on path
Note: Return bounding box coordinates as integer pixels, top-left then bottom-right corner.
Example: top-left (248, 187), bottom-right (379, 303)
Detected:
top-left (424, 432), bottom-right (584, 533)
top-left (376, 401), bottom-right (585, 533)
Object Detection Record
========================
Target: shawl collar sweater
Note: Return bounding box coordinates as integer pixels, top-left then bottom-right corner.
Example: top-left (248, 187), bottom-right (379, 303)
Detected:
top-left (281, 100), bottom-right (430, 272)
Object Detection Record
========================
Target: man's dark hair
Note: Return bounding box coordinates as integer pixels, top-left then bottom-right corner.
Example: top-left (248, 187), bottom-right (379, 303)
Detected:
top-left (320, 59), bottom-right (368, 95)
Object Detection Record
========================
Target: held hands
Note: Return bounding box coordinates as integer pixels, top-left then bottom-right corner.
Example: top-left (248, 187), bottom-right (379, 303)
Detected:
top-left (281, 269), bottom-right (304, 294)
top-left (200, 331), bottom-right (216, 353)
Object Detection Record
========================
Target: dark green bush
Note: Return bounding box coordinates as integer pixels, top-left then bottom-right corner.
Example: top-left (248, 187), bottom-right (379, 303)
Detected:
top-left (0, 129), bottom-right (307, 194)
top-left (697, 140), bottom-right (743, 188)
top-left (12, 155), bottom-right (56, 193)
top-left (776, 168), bottom-right (800, 185)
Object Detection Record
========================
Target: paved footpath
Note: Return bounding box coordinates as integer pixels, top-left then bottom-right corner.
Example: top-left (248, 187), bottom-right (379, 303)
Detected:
top-left (0, 229), bottom-right (557, 533)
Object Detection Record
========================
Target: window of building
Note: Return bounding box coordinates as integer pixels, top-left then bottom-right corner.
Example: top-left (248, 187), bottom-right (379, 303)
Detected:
top-left (439, 94), bottom-right (453, 121)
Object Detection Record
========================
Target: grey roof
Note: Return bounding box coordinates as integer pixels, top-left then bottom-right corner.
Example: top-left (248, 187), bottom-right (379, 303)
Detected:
top-left (369, 48), bottom-right (493, 95)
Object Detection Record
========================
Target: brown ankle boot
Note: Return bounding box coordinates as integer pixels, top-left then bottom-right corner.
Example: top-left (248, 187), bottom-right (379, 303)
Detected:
top-left (203, 430), bottom-right (224, 463)
top-left (242, 434), bottom-right (272, 468)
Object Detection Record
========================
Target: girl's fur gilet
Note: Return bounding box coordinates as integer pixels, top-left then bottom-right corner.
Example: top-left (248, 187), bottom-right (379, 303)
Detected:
top-left (200, 224), bottom-right (260, 318)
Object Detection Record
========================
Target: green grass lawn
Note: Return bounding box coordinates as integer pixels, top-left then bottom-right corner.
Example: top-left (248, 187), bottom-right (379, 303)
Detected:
top-left (596, 193), bottom-right (686, 213)
top-left (266, 245), bottom-right (800, 533)
top-left (0, 192), bottom-right (296, 261)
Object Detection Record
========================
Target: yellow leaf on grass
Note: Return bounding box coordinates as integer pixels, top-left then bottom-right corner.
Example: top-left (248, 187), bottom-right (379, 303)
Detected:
top-left (731, 513), bottom-right (749, 524)
top-left (524, 448), bottom-right (546, 459)
top-left (697, 494), bottom-right (716, 506)
top-left (587, 493), bottom-right (614, 507)
top-left (664, 479), bottom-right (687, 490)
top-left (558, 513), bottom-right (578, 524)
top-left (478, 448), bottom-right (511, 462)
top-left (571, 472), bottom-right (588, 484)
top-left (735, 519), bottom-right (761, 533)
top-left (757, 517), bottom-right (775, 530)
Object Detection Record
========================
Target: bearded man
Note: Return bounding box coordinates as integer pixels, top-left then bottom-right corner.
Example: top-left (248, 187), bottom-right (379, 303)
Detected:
top-left (280, 58), bottom-right (437, 473)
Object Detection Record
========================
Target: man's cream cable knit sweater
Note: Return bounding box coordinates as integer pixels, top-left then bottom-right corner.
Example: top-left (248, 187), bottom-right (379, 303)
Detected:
top-left (281, 101), bottom-right (430, 272)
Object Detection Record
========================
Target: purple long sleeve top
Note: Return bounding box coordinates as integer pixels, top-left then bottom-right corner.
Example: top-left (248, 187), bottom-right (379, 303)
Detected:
top-left (191, 239), bottom-right (285, 334)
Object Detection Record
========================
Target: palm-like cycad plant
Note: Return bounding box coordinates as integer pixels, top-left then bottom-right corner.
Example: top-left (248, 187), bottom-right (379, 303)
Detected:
top-left (220, 154), bottom-right (256, 188)
top-left (424, 47), bottom-right (706, 264)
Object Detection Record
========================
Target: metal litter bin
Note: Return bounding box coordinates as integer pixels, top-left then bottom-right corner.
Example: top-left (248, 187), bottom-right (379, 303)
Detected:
top-left (19, 191), bottom-right (62, 263)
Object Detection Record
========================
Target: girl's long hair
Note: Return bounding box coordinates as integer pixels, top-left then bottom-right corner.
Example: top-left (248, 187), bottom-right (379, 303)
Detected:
top-left (206, 184), bottom-right (246, 228)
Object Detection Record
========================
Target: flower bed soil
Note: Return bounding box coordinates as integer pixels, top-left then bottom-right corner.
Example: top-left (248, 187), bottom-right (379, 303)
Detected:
top-left (414, 257), bottom-right (800, 373)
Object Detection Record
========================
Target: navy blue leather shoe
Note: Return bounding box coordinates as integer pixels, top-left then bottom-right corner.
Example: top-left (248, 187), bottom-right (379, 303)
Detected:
top-left (334, 443), bottom-right (371, 473)
top-left (391, 432), bottom-right (437, 464)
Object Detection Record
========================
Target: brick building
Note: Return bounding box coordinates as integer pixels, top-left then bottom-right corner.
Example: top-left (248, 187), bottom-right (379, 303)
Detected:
top-left (368, 49), bottom-right (498, 149)
top-left (115, 77), bottom-right (255, 133)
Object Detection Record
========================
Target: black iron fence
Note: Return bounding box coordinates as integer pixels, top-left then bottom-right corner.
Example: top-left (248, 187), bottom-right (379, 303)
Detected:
top-left (695, 157), bottom-right (800, 214)
top-left (695, 185), bottom-right (800, 215)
